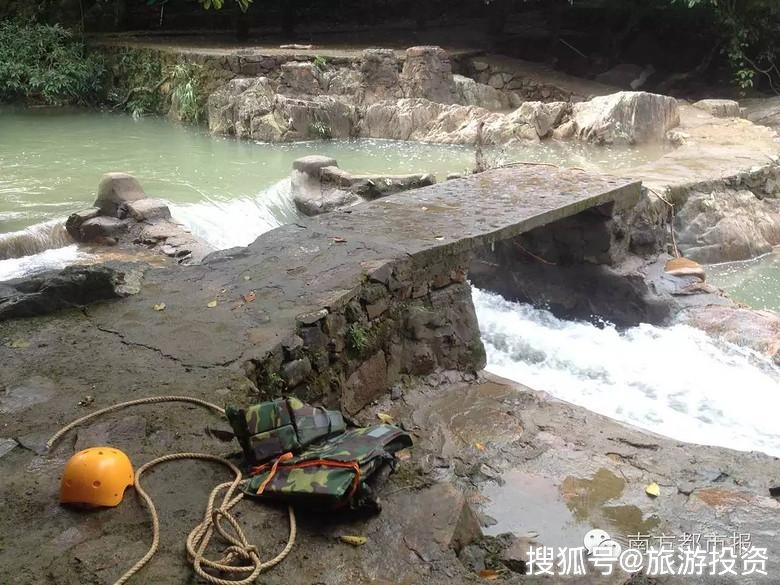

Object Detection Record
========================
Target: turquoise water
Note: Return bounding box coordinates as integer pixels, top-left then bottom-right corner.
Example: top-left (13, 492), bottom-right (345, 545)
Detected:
top-left (0, 107), bottom-right (665, 249)
top-left (708, 252), bottom-right (780, 311)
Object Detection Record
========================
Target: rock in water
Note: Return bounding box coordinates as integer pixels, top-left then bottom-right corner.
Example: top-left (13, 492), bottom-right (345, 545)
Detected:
top-left (664, 257), bottom-right (706, 281)
top-left (94, 172), bottom-right (147, 217)
top-left (692, 99), bottom-right (741, 118)
top-left (571, 91), bottom-right (679, 144)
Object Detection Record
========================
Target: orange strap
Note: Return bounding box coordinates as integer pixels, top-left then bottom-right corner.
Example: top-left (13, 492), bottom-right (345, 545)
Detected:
top-left (254, 452), bottom-right (294, 495)
top-left (252, 456), bottom-right (362, 500)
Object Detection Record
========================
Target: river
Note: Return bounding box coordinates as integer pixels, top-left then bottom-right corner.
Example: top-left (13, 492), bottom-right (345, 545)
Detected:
top-left (2, 108), bottom-right (778, 457)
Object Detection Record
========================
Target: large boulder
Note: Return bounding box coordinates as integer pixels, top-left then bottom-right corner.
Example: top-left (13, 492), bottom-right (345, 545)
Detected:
top-left (209, 76), bottom-right (357, 142)
top-left (453, 75), bottom-right (511, 111)
top-left (692, 99), bottom-right (741, 118)
top-left (322, 66), bottom-right (362, 96)
top-left (358, 49), bottom-right (403, 104)
top-left (742, 96), bottom-right (780, 130)
top-left (272, 95), bottom-right (357, 141)
top-left (278, 61), bottom-right (322, 95)
top-left (79, 216), bottom-right (128, 242)
top-left (401, 46), bottom-right (456, 104)
top-left (571, 91), bottom-right (680, 144)
top-left (291, 155), bottom-right (358, 216)
top-left (361, 98), bottom-right (544, 145)
top-left (94, 172), bottom-right (146, 217)
top-left (517, 101), bottom-right (569, 138)
top-left (233, 78), bottom-right (276, 139)
top-left (676, 189), bottom-right (780, 263)
top-left (682, 305), bottom-right (780, 366)
top-left (320, 165), bottom-right (435, 200)
top-left (207, 77), bottom-right (257, 135)
top-left (360, 98), bottom-right (446, 141)
top-left (291, 156), bottom-right (435, 216)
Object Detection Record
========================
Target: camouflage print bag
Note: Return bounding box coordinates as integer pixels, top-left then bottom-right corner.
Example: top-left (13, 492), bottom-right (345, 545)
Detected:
top-left (243, 424), bottom-right (413, 511)
top-left (225, 397), bottom-right (346, 465)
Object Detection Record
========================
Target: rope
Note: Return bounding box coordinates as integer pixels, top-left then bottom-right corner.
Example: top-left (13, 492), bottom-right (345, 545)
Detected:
top-left (46, 395), bottom-right (225, 450)
top-left (47, 396), bottom-right (296, 585)
top-left (645, 186), bottom-right (681, 258)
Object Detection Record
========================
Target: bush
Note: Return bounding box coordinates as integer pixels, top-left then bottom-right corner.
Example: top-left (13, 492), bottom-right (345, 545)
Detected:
top-left (171, 63), bottom-right (207, 123)
top-left (0, 20), bottom-right (105, 106)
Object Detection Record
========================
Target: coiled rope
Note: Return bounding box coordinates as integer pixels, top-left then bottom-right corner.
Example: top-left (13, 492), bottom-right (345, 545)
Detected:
top-left (47, 396), bottom-right (296, 585)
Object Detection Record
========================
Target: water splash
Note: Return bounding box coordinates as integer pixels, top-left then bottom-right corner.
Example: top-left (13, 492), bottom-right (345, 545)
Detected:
top-left (169, 178), bottom-right (298, 249)
top-left (472, 287), bottom-right (780, 457)
top-left (0, 245), bottom-right (89, 281)
top-left (0, 220), bottom-right (73, 260)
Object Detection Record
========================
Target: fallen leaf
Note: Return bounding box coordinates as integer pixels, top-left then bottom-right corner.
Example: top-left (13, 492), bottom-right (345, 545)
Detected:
top-left (474, 442), bottom-right (486, 451)
top-left (338, 535), bottom-right (367, 546)
top-left (645, 482), bottom-right (661, 498)
top-left (479, 569), bottom-right (501, 580)
top-left (376, 412), bottom-right (394, 424)
top-left (242, 291), bottom-right (256, 303)
top-left (7, 339), bottom-right (30, 349)
top-left (207, 300), bottom-right (218, 308)
top-left (153, 303), bottom-right (166, 311)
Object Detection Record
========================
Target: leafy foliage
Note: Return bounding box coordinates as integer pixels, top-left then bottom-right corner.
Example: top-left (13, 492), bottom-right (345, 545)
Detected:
top-left (346, 324), bottom-right (369, 355)
top-left (309, 118), bottom-right (333, 139)
top-left (109, 48), bottom-right (166, 117)
top-left (312, 55), bottom-right (328, 71)
top-left (147, 0), bottom-right (253, 12)
top-left (0, 20), bottom-right (105, 105)
top-left (171, 62), bottom-right (207, 123)
top-left (678, 0), bottom-right (780, 91)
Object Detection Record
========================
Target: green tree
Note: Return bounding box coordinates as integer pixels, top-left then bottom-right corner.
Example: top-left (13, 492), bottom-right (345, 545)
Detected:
top-left (0, 20), bottom-right (105, 105)
top-left (678, 0), bottom-right (780, 92)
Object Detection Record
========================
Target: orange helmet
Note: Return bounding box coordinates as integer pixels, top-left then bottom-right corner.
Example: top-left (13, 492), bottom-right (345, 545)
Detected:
top-left (60, 447), bottom-right (134, 508)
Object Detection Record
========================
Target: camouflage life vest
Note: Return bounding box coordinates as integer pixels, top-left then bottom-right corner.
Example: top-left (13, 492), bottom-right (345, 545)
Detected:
top-left (226, 397), bottom-right (346, 465)
top-left (226, 397), bottom-right (412, 510)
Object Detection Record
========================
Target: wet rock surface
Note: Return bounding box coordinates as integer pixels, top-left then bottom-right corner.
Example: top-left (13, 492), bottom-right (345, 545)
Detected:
top-left (291, 156), bottom-right (436, 216)
top-left (3, 360), bottom-right (778, 585)
top-left (692, 98), bottom-right (741, 118)
top-left (0, 263), bottom-right (144, 321)
top-left (572, 91), bottom-right (679, 144)
top-left (65, 172), bottom-right (214, 264)
top-left (681, 304), bottom-right (780, 365)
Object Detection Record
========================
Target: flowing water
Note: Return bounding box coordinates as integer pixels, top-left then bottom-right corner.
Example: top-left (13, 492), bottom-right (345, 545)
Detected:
top-left (0, 107), bottom-right (662, 279)
top-left (708, 252), bottom-right (780, 311)
top-left (3, 107), bottom-right (779, 456)
top-left (472, 287), bottom-right (780, 457)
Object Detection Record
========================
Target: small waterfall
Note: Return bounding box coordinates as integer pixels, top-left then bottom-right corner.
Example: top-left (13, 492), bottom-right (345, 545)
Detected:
top-left (0, 220), bottom-right (73, 261)
top-left (169, 178), bottom-right (300, 250)
top-left (472, 287), bottom-right (780, 457)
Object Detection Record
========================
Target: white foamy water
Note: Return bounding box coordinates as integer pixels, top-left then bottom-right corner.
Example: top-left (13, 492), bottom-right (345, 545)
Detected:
top-left (472, 287), bottom-right (780, 457)
top-left (169, 179), bottom-right (298, 249)
top-left (0, 245), bottom-right (89, 281)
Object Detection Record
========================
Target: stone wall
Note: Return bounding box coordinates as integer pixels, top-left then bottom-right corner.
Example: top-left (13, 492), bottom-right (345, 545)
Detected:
top-left (236, 251), bottom-right (485, 413)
